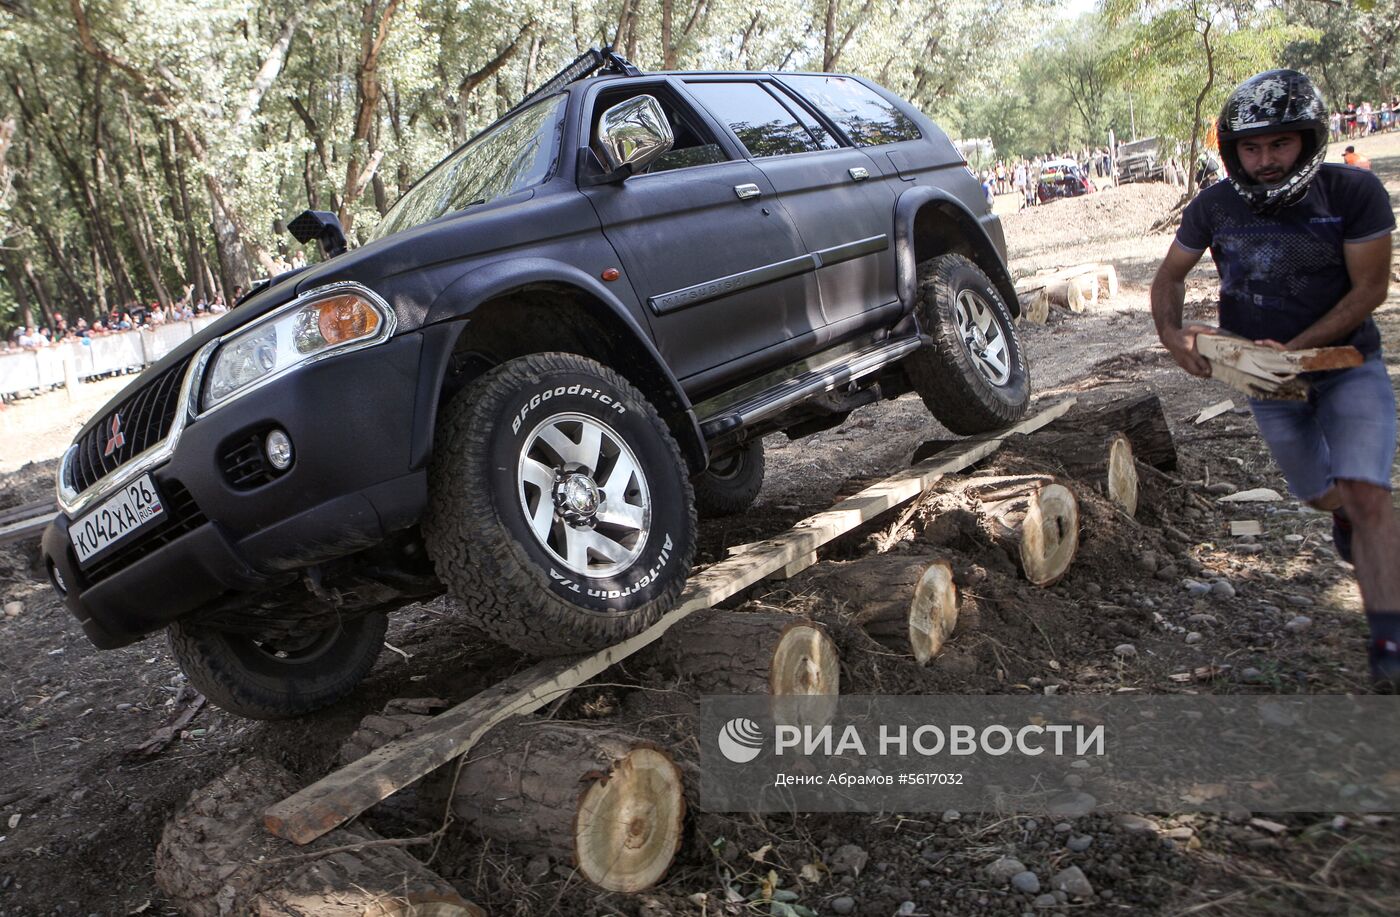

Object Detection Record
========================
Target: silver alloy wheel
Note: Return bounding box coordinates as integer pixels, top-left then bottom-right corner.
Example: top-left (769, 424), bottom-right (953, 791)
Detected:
top-left (953, 289), bottom-right (1012, 386)
top-left (517, 412), bottom-right (651, 578)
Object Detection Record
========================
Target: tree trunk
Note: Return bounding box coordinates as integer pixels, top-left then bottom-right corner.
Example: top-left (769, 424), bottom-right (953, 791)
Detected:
top-left (446, 718), bottom-right (685, 893)
top-left (0, 249), bottom-right (36, 328)
top-left (1001, 430), bottom-right (1139, 517)
top-left (947, 475), bottom-right (1079, 586)
top-left (154, 758), bottom-right (482, 917)
top-left (1055, 393), bottom-right (1177, 471)
top-left (802, 557), bottom-right (959, 664)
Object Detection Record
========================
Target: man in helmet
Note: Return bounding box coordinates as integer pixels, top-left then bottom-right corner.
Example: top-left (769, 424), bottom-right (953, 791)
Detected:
top-left (1149, 69), bottom-right (1399, 688)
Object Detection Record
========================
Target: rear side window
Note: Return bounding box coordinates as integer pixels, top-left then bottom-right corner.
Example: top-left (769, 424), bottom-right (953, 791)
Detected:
top-left (684, 81), bottom-right (834, 158)
top-left (782, 75), bottom-right (922, 147)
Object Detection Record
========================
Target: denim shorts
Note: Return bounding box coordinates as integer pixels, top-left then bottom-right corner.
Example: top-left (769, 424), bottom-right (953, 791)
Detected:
top-left (1248, 353), bottom-right (1397, 502)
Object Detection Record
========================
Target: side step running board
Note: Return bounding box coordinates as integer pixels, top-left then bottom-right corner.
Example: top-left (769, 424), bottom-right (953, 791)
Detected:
top-left (699, 334), bottom-right (926, 439)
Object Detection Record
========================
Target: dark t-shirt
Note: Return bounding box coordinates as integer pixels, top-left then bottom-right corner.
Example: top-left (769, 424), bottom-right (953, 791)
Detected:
top-left (1175, 163), bottom-right (1395, 354)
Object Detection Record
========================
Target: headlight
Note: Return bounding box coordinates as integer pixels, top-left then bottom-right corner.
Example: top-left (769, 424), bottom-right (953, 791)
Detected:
top-left (201, 286), bottom-right (391, 412)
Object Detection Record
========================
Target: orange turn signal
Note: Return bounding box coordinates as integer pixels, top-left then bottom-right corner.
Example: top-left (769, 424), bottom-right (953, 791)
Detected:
top-left (315, 294), bottom-right (381, 345)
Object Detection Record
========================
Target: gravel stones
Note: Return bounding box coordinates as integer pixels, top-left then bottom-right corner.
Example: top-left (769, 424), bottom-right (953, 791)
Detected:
top-left (1284, 615), bottom-right (1312, 634)
top-left (2, 602), bottom-right (21, 618)
top-left (1183, 579), bottom-right (1212, 597)
top-left (830, 896), bottom-right (856, 915)
top-left (1210, 579), bottom-right (1236, 598)
top-left (1185, 631), bottom-right (1202, 644)
top-left (1067, 834), bottom-right (1093, 852)
top-left (1011, 871), bottom-right (1041, 894)
top-left (1113, 643), bottom-right (1137, 658)
top-left (1033, 893), bottom-right (1058, 908)
top-left (985, 856), bottom-right (1028, 884)
top-left (829, 844), bottom-right (869, 877)
top-left (1285, 593), bottom-right (1314, 607)
top-left (1050, 865), bottom-right (1094, 898)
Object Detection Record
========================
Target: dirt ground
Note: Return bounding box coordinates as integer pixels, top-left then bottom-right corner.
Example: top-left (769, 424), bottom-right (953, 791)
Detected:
top-left (1, 130), bottom-right (1397, 916)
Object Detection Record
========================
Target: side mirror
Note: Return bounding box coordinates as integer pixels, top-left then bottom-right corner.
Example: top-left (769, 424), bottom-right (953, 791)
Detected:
top-left (596, 95), bottom-right (674, 176)
top-left (288, 209), bottom-right (348, 257)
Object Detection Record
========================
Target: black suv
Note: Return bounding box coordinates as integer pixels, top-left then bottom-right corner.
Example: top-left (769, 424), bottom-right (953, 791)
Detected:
top-left (42, 51), bottom-right (1029, 719)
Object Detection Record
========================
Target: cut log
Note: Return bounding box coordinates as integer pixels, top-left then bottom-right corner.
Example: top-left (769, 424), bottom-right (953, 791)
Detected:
top-left (801, 557), bottom-right (958, 664)
top-left (999, 430), bottom-right (1138, 517)
top-left (447, 718), bottom-right (684, 893)
top-left (1056, 393), bottom-right (1177, 471)
top-left (155, 758), bottom-right (481, 917)
top-left (1043, 274), bottom-right (1095, 312)
top-left (648, 607), bottom-right (840, 698)
top-left (950, 475), bottom-right (1079, 586)
top-left (1096, 264), bottom-right (1119, 301)
top-left (1017, 288), bottom-right (1050, 325)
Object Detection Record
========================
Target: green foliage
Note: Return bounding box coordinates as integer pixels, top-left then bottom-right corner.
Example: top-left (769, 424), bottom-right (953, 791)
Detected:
top-left (0, 0), bottom-right (1328, 332)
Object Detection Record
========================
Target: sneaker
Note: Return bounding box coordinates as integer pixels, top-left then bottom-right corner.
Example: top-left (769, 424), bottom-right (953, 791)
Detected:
top-left (1332, 511), bottom-right (1353, 564)
top-left (1371, 638), bottom-right (1400, 692)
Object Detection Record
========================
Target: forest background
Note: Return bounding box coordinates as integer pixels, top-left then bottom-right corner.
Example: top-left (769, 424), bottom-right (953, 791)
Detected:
top-left (0, 0), bottom-right (1395, 332)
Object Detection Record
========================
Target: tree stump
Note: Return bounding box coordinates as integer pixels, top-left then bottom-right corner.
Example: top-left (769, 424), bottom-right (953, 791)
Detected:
top-left (1001, 430), bottom-right (1138, 517)
top-left (802, 557), bottom-right (959, 664)
top-left (951, 475), bottom-right (1079, 586)
top-left (155, 758), bottom-right (481, 917)
top-left (448, 718), bottom-right (685, 893)
top-left (1057, 393), bottom-right (1177, 471)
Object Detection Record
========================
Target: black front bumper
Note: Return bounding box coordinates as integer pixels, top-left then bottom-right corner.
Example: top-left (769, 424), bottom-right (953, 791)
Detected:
top-left (43, 333), bottom-right (434, 649)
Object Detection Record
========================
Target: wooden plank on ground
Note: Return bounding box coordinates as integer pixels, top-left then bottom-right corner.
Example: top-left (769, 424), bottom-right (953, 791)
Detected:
top-left (263, 398), bottom-right (1077, 845)
top-left (0, 510), bottom-right (56, 546)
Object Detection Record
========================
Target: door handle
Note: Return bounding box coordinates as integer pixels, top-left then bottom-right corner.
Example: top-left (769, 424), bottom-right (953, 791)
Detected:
top-left (734, 183), bottom-right (762, 200)
top-left (849, 166), bottom-right (870, 181)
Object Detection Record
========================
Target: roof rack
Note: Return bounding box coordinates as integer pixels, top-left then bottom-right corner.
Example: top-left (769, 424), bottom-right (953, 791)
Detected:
top-left (505, 46), bottom-right (642, 118)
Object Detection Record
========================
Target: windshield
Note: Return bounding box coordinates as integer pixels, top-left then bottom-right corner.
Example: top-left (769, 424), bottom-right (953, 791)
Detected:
top-left (369, 94), bottom-right (567, 241)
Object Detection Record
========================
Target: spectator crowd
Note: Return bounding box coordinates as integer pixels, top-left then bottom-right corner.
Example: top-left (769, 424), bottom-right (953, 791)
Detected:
top-left (4, 285), bottom-right (233, 355)
top-left (1328, 97), bottom-right (1400, 141)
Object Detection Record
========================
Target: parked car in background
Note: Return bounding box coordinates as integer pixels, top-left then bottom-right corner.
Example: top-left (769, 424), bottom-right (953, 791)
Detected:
top-left (1115, 136), bottom-right (1166, 183)
top-left (1037, 158), bottom-right (1093, 202)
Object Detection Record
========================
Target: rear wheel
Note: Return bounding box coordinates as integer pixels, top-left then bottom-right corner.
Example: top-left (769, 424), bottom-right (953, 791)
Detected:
top-left (693, 439), bottom-right (764, 518)
top-left (168, 612), bottom-right (387, 720)
top-left (905, 254), bottom-right (1030, 434)
top-left (424, 352), bottom-right (697, 655)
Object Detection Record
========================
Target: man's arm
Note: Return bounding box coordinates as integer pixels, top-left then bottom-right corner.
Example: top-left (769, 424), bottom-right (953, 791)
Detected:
top-left (1283, 235), bottom-right (1393, 350)
top-left (1150, 241), bottom-right (1213, 376)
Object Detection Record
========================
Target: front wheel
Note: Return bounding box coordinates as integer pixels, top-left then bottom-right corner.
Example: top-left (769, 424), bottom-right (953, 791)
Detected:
top-left (423, 353), bottom-right (697, 656)
top-left (168, 612), bottom-right (387, 720)
top-left (905, 254), bottom-right (1030, 435)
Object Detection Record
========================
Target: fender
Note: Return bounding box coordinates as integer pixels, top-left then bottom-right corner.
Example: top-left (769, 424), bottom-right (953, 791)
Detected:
top-left (893, 186), bottom-right (1020, 318)
top-left (411, 256), bottom-right (708, 473)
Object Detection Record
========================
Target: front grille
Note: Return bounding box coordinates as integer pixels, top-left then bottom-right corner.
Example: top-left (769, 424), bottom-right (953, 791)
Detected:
top-left (70, 355), bottom-right (193, 496)
top-left (82, 480), bottom-right (208, 585)
top-left (221, 433), bottom-right (277, 490)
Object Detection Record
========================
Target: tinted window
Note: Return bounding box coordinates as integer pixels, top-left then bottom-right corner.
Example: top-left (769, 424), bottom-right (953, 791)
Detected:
top-left (782, 76), bottom-right (921, 147)
top-left (371, 94), bottom-right (566, 240)
top-left (685, 81), bottom-right (829, 158)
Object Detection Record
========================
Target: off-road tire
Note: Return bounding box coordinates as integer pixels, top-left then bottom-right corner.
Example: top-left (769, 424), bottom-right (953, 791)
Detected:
top-left (905, 254), bottom-right (1030, 434)
top-left (423, 352), bottom-right (697, 655)
top-left (693, 439), bottom-right (765, 517)
top-left (167, 612), bottom-right (387, 720)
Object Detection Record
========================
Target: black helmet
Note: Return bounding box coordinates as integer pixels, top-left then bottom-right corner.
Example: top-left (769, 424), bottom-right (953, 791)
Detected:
top-left (1217, 69), bottom-right (1328, 215)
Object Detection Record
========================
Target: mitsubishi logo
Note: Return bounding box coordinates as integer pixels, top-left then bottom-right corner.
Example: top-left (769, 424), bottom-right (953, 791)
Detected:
top-left (103, 414), bottom-right (126, 458)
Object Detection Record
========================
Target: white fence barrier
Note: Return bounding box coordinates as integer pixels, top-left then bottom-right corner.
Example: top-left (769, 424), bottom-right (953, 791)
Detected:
top-left (0, 316), bottom-right (219, 399)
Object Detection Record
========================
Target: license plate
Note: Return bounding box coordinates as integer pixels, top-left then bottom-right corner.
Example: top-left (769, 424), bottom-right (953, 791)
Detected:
top-left (72, 475), bottom-right (165, 566)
